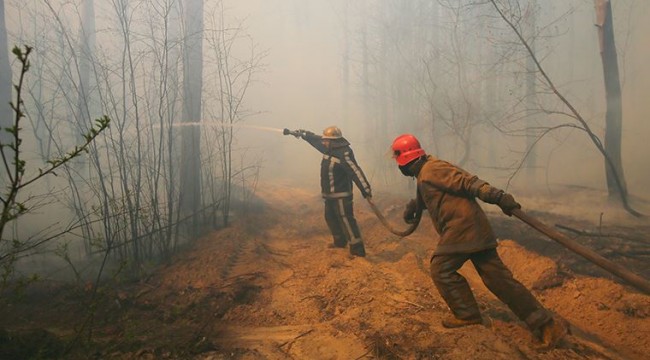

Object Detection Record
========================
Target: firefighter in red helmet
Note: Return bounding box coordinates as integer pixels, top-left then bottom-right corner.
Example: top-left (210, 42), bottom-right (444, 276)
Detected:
top-left (287, 126), bottom-right (371, 257)
top-left (391, 134), bottom-right (567, 349)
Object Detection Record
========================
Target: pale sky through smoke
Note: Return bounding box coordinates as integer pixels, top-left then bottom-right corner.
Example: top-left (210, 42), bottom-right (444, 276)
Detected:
top-left (3, 0), bottom-right (650, 201)
top-left (1, 0), bottom-right (649, 283)
top-left (228, 0), bottom-right (650, 199)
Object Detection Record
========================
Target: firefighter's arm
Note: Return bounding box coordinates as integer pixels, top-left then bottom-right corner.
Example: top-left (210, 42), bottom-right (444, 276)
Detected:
top-left (290, 129), bottom-right (327, 153)
top-left (403, 191), bottom-right (425, 224)
top-left (422, 161), bottom-right (480, 196)
top-left (342, 150), bottom-right (372, 198)
top-left (473, 180), bottom-right (521, 216)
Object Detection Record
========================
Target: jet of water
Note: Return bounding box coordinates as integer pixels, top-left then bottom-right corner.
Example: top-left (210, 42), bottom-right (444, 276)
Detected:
top-left (142, 121), bottom-right (285, 134)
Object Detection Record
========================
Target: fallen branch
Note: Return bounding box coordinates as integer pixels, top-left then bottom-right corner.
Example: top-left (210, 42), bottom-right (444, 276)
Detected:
top-left (513, 209), bottom-right (650, 294)
top-left (300, 294), bottom-right (324, 302)
top-left (555, 224), bottom-right (649, 244)
top-left (278, 329), bottom-right (314, 349)
top-left (134, 283), bottom-right (159, 298)
top-left (258, 242), bottom-right (289, 256)
top-left (212, 271), bottom-right (266, 290)
top-left (354, 349), bottom-right (373, 360)
top-left (391, 297), bottom-right (426, 310)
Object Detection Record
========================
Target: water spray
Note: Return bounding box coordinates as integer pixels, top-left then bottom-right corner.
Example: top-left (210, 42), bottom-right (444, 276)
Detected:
top-left (152, 122), bottom-right (286, 133)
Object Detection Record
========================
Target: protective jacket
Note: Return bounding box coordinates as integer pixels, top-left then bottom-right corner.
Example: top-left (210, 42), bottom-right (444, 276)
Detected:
top-left (302, 132), bottom-right (372, 199)
top-left (408, 155), bottom-right (496, 255)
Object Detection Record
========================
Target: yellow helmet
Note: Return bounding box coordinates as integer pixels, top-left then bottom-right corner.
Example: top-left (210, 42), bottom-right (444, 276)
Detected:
top-left (322, 126), bottom-right (343, 139)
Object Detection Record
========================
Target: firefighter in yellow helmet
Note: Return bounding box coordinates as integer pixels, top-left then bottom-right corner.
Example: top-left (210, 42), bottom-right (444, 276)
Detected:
top-left (286, 126), bottom-right (371, 257)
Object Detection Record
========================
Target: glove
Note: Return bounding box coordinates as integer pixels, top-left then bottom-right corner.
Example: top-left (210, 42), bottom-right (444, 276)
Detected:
top-left (403, 199), bottom-right (418, 224)
top-left (477, 184), bottom-right (521, 216)
top-left (477, 184), bottom-right (503, 204)
top-left (498, 192), bottom-right (521, 216)
top-left (301, 130), bottom-right (314, 139)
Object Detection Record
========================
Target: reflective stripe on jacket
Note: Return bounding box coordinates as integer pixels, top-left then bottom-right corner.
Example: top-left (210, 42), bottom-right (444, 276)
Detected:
top-left (302, 133), bottom-right (372, 198)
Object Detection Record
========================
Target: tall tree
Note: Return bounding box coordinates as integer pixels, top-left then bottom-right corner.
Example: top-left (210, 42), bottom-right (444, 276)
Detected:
top-left (77, 0), bottom-right (95, 133)
top-left (525, 0), bottom-right (538, 183)
top-left (0, 0), bottom-right (11, 144)
top-left (487, 0), bottom-right (638, 216)
top-left (341, 0), bottom-right (350, 123)
top-left (594, 0), bottom-right (628, 199)
top-left (180, 0), bottom-right (203, 228)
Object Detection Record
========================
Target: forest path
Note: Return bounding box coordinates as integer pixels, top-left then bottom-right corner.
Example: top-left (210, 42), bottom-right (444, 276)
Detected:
top-left (2, 181), bottom-right (648, 359)
top-left (134, 181), bottom-right (648, 359)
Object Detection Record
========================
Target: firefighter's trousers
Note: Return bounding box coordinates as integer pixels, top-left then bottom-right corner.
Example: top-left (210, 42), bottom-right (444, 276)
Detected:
top-left (324, 197), bottom-right (363, 247)
top-left (430, 248), bottom-right (551, 331)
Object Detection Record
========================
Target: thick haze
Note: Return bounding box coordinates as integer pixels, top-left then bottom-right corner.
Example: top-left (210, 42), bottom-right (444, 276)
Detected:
top-left (216, 0), bottom-right (650, 199)
top-left (5, 0), bottom-right (648, 195)
top-left (226, 0), bottom-right (367, 189)
top-left (2, 0), bottom-right (649, 276)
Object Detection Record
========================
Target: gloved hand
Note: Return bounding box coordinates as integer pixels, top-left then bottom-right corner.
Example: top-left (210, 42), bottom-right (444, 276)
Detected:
top-left (477, 184), bottom-right (521, 216)
top-left (498, 193), bottom-right (521, 216)
top-left (403, 198), bottom-right (418, 224)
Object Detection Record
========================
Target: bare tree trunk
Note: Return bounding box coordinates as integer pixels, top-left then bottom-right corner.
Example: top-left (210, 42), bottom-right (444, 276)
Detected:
top-left (525, 0), bottom-right (538, 183)
top-left (488, 0), bottom-right (638, 216)
top-left (180, 0), bottom-right (203, 231)
top-left (0, 0), bottom-right (12, 145)
top-left (482, 13), bottom-right (498, 167)
top-left (594, 0), bottom-right (628, 198)
top-left (360, 0), bottom-right (372, 161)
top-left (377, 0), bottom-right (390, 182)
top-left (77, 0), bottom-right (95, 133)
top-left (342, 0), bottom-right (350, 123)
top-left (72, 0), bottom-right (96, 252)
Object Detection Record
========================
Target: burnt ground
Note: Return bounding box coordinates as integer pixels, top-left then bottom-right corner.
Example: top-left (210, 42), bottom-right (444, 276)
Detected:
top-left (1, 181), bottom-right (649, 359)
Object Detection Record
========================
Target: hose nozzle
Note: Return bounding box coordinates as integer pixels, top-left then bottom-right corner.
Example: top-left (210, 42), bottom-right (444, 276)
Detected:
top-left (283, 128), bottom-right (302, 138)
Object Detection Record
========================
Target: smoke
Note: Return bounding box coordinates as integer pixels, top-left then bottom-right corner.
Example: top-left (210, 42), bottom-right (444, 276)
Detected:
top-left (231, 0), bottom-right (650, 200)
top-left (3, 0), bottom-right (649, 283)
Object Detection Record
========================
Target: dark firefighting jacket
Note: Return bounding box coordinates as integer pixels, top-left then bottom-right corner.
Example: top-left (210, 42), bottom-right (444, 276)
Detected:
top-left (302, 132), bottom-right (372, 199)
top-left (408, 155), bottom-right (497, 255)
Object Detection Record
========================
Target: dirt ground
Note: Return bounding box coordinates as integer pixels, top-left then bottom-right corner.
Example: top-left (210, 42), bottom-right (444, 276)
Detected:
top-left (1, 181), bottom-right (649, 359)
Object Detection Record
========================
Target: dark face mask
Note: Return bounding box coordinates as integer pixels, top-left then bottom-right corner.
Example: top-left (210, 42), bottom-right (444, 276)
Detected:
top-left (398, 164), bottom-right (413, 177)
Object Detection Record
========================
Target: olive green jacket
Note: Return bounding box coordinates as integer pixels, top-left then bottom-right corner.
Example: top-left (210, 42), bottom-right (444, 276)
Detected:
top-left (413, 156), bottom-right (497, 255)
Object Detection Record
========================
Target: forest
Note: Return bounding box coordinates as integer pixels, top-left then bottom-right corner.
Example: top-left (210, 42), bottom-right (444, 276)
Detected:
top-left (0, 0), bottom-right (649, 359)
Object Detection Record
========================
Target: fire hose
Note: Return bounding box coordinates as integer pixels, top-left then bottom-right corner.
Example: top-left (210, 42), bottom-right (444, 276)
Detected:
top-left (282, 128), bottom-right (649, 294)
top-left (365, 197), bottom-right (422, 237)
top-left (285, 128), bottom-right (424, 237)
top-left (511, 209), bottom-right (650, 295)
top-left (366, 197), bottom-right (650, 294)
top-left (368, 201), bottom-right (650, 294)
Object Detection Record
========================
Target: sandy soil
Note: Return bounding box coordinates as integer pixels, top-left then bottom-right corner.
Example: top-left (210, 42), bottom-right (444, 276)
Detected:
top-left (1, 181), bottom-right (649, 359)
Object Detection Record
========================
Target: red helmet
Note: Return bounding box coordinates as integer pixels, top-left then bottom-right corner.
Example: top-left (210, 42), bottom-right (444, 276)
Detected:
top-left (391, 134), bottom-right (426, 166)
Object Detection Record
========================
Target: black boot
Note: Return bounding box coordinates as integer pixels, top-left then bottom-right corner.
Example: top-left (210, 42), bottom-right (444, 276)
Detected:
top-left (537, 318), bottom-right (568, 350)
top-left (349, 242), bottom-right (366, 257)
top-left (441, 315), bottom-right (483, 328)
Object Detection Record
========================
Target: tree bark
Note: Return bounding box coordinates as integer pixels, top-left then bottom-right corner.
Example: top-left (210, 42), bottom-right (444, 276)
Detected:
top-left (78, 0), bottom-right (95, 131)
top-left (525, 0), bottom-right (538, 183)
top-left (342, 0), bottom-right (349, 123)
top-left (594, 0), bottom-right (628, 198)
top-left (0, 0), bottom-right (12, 145)
top-left (180, 0), bottom-right (203, 227)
